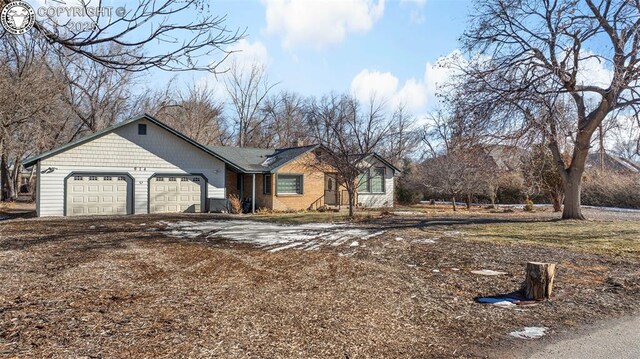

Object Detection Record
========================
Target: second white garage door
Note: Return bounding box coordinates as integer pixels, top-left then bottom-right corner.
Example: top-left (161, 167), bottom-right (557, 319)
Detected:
top-left (149, 175), bottom-right (204, 213)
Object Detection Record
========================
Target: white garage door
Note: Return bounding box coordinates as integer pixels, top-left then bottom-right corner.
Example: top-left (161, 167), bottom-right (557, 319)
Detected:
top-left (66, 175), bottom-right (131, 216)
top-left (149, 175), bottom-right (204, 213)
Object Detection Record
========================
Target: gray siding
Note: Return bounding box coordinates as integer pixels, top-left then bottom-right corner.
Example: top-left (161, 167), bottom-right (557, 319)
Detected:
top-left (38, 119), bottom-right (225, 217)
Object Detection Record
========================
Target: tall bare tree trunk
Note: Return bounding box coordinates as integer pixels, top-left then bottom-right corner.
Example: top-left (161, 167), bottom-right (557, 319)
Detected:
top-left (562, 173), bottom-right (584, 220)
top-left (348, 190), bottom-right (355, 218)
top-left (466, 193), bottom-right (472, 210)
top-left (451, 195), bottom-right (457, 212)
top-left (0, 152), bottom-right (13, 201)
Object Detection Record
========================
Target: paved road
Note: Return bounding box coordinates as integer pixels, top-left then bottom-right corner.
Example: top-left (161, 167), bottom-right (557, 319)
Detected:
top-left (528, 316), bottom-right (640, 359)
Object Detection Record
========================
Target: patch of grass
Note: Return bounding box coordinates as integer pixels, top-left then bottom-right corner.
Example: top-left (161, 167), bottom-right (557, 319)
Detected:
top-left (461, 220), bottom-right (640, 256)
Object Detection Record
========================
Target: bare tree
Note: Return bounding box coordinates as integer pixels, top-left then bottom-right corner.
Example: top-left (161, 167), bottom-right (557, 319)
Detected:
top-left (225, 63), bottom-right (278, 147)
top-left (0, 35), bottom-right (64, 200)
top-left (459, 0), bottom-right (640, 219)
top-left (420, 107), bottom-right (496, 211)
top-left (522, 144), bottom-right (566, 212)
top-left (377, 103), bottom-right (420, 168)
top-left (307, 94), bottom-right (393, 217)
top-left (142, 83), bottom-right (230, 146)
top-left (55, 45), bottom-right (136, 136)
top-left (259, 91), bottom-right (311, 148)
top-left (2, 0), bottom-right (245, 72)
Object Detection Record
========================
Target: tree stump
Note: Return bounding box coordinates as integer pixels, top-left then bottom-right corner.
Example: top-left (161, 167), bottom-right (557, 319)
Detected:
top-left (524, 262), bottom-right (556, 300)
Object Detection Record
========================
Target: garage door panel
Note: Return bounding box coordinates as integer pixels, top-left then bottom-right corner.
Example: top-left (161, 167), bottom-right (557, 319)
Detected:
top-left (150, 175), bottom-right (204, 214)
top-left (66, 175), bottom-right (130, 216)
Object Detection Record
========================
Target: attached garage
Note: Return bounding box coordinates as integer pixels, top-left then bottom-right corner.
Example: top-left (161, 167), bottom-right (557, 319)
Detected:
top-left (149, 175), bottom-right (205, 213)
top-left (66, 174), bottom-right (132, 216)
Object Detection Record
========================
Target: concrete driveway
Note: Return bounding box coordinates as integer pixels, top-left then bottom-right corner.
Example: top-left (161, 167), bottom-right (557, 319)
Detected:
top-left (528, 316), bottom-right (640, 359)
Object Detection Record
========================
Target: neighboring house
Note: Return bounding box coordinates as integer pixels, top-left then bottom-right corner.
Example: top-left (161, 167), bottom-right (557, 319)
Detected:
top-left (586, 153), bottom-right (640, 174)
top-left (23, 114), bottom-right (399, 217)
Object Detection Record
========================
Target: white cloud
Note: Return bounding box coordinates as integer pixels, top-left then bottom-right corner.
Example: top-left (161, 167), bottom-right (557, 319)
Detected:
top-left (199, 40), bottom-right (270, 101)
top-left (576, 52), bottom-right (613, 89)
top-left (225, 39), bottom-right (270, 70)
top-left (350, 50), bottom-right (461, 115)
top-left (400, 0), bottom-right (427, 5)
top-left (400, 0), bottom-right (426, 24)
top-left (263, 0), bottom-right (385, 49)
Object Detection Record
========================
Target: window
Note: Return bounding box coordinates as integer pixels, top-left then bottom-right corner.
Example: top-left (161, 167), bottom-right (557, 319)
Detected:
top-left (138, 123), bottom-right (147, 135)
top-left (370, 168), bottom-right (385, 193)
top-left (118, 176), bottom-right (126, 181)
top-left (193, 177), bottom-right (200, 182)
top-left (156, 177), bottom-right (164, 182)
top-left (263, 174), bottom-right (272, 194)
top-left (74, 176), bottom-right (83, 181)
top-left (236, 174), bottom-right (242, 191)
top-left (357, 172), bottom-right (370, 193)
top-left (181, 177), bottom-right (189, 182)
top-left (277, 174), bottom-right (303, 195)
top-left (357, 167), bottom-right (386, 194)
top-left (104, 176), bottom-right (112, 181)
top-left (168, 177), bottom-right (176, 182)
top-left (89, 176), bottom-right (98, 181)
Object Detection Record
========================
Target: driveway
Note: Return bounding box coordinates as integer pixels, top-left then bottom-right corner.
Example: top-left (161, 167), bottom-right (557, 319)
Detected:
top-left (528, 316), bottom-right (640, 359)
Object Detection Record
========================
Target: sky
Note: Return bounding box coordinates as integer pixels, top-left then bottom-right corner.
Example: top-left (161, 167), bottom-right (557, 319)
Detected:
top-left (151, 0), bottom-right (475, 117)
top-left (24, 0), bottom-right (619, 121)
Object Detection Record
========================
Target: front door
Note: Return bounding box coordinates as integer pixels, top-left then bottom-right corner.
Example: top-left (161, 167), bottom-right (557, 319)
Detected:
top-left (324, 174), bottom-right (337, 205)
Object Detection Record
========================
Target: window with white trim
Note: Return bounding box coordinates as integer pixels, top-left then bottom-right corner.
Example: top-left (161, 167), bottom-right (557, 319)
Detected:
top-left (118, 176), bottom-right (126, 181)
top-left (104, 176), bottom-right (112, 181)
top-left (276, 174), bottom-right (302, 195)
top-left (169, 177), bottom-right (176, 182)
top-left (357, 167), bottom-right (386, 194)
top-left (156, 177), bottom-right (164, 181)
top-left (193, 177), bottom-right (200, 182)
top-left (74, 176), bottom-right (83, 181)
top-left (89, 176), bottom-right (98, 181)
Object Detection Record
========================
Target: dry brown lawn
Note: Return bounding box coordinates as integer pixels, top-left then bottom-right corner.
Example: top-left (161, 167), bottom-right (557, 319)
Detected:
top-left (0, 209), bottom-right (639, 358)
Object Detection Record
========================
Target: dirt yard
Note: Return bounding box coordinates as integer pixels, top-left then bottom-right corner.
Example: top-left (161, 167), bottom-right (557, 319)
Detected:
top-left (1, 208), bottom-right (639, 358)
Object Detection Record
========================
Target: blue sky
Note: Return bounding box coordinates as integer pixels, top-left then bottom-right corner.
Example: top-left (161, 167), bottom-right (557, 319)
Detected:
top-left (28, 0), bottom-right (473, 115)
top-left (162, 0), bottom-right (474, 116)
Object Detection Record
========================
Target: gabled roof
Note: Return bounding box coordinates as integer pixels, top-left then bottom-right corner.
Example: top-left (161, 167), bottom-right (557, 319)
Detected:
top-left (586, 153), bottom-right (640, 174)
top-left (347, 153), bottom-right (402, 174)
top-left (22, 114), bottom-right (243, 171)
top-left (207, 144), bottom-right (321, 173)
top-left (23, 113), bottom-right (400, 176)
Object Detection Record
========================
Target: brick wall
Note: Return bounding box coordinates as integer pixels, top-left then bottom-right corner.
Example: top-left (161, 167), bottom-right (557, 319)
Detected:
top-left (225, 170), bottom-right (273, 210)
top-left (272, 152), bottom-right (333, 211)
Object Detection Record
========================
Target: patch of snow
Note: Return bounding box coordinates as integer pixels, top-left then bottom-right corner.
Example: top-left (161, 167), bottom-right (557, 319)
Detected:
top-left (395, 237), bottom-right (404, 241)
top-left (161, 220), bottom-right (385, 252)
top-left (451, 268), bottom-right (460, 271)
top-left (509, 327), bottom-right (548, 339)
top-left (471, 269), bottom-right (507, 276)
top-left (583, 205), bottom-right (640, 213)
top-left (432, 269), bottom-right (440, 273)
top-left (89, 226), bottom-right (96, 229)
top-left (414, 238), bottom-right (437, 244)
top-left (350, 241), bottom-right (359, 247)
top-left (392, 211), bottom-right (424, 216)
top-left (477, 297), bottom-right (517, 308)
